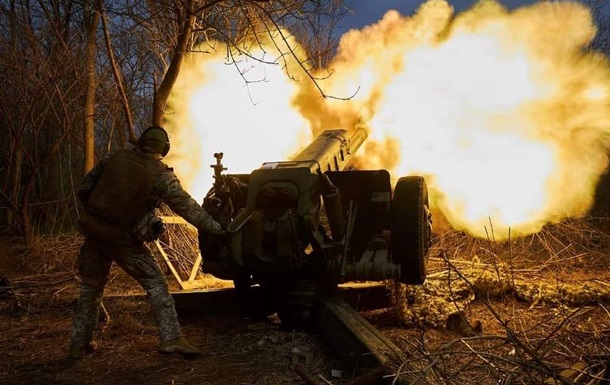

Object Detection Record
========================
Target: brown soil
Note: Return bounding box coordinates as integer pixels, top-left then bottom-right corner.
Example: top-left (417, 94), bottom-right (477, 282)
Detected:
top-left (0, 230), bottom-right (609, 385)
top-left (0, 235), bottom-right (349, 385)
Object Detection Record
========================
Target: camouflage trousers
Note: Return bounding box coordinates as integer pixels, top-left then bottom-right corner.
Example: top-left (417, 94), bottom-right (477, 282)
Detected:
top-left (70, 237), bottom-right (182, 349)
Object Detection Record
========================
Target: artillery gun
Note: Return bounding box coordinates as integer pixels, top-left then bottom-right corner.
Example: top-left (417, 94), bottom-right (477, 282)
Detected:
top-left (199, 127), bottom-right (432, 328)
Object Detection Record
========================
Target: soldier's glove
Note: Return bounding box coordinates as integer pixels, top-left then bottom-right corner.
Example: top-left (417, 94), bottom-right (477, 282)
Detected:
top-left (219, 219), bottom-right (231, 232)
top-left (204, 197), bottom-right (224, 216)
top-left (216, 229), bottom-right (231, 245)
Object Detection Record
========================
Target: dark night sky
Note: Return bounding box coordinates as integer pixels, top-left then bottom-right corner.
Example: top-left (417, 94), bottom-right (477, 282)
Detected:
top-left (336, 0), bottom-right (542, 33)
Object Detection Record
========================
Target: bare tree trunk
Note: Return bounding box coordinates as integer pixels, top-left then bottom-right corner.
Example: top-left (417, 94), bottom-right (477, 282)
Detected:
top-left (98, 0), bottom-right (136, 144)
top-left (83, 2), bottom-right (100, 175)
top-left (20, 173), bottom-right (35, 243)
top-left (8, 148), bottom-right (22, 230)
top-left (152, 0), bottom-right (195, 126)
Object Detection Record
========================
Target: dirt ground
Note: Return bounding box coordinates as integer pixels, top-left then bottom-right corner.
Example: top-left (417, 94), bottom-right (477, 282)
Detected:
top-left (0, 235), bottom-right (353, 385)
top-left (1, 230), bottom-right (610, 385)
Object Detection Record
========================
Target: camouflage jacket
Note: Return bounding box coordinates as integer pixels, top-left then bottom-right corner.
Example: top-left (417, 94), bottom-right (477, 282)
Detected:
top-left (79, 147), bottom-right (222, 237)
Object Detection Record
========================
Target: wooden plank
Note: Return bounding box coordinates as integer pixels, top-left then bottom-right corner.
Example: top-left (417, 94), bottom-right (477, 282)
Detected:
top-left (155, 217), bottom-right (200, 289)
top-left (316, 296), bottom-right (406, 371)
top-left (160, 216), bottom-right (196, 229)
top-left (154, 240), bottom-right (187, 290)
top-left (188, 253), bottom-right (202, 282)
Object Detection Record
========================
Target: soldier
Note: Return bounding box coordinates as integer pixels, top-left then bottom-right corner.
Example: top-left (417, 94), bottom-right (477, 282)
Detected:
top-left (69, 126), bottom-right (224, 360)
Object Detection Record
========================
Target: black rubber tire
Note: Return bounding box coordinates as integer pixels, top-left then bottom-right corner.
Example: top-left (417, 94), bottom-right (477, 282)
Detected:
top-left (390, 176), bottom-right (430, 285)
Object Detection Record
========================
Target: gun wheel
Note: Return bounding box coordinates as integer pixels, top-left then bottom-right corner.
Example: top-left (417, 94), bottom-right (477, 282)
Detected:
top-left (390, 176), bottom-right (431, 285)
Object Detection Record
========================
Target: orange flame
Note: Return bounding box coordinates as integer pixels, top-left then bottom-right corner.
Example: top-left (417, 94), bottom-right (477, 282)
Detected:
top-left (166, 0), bottom-right (610, 239)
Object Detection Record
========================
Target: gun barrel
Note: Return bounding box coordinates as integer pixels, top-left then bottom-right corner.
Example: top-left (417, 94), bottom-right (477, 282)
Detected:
top-left (348, 127), bottom-right (367, 157)
top-left (290, 127), bottom-right (368, 173)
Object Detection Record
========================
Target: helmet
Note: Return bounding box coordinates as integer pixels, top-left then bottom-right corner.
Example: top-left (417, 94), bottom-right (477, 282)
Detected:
top-left (138, 126), bottom-right (170, 157)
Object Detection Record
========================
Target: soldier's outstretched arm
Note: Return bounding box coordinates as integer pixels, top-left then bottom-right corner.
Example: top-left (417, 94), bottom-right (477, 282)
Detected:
top-left (160, 170), bottom-right (223, 234)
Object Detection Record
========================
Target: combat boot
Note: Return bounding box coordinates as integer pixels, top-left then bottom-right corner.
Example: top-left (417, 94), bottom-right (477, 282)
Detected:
top-left (68, 341), bottom-right (98, 360)
top-left (158, 336), bottom-right (201, 358)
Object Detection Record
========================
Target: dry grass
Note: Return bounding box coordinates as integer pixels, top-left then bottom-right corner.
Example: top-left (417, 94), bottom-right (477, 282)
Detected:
top-left (1, 217), bottom-right (609, 384)
top-left (386, 217), bottom-right (610, 385)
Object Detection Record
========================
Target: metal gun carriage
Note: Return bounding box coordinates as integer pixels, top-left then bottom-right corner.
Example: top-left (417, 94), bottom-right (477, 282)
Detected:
top-left (200, 127), bottom-right (432, 327)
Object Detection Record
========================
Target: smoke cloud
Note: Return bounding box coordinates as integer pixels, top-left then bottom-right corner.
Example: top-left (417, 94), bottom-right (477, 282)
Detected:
top-left (167, 0), bottom-right (610, 239)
